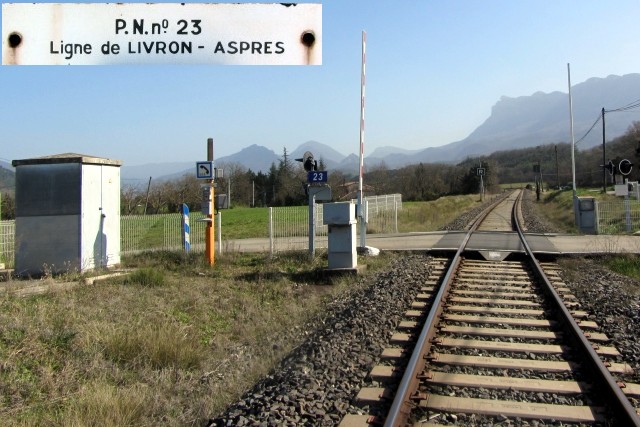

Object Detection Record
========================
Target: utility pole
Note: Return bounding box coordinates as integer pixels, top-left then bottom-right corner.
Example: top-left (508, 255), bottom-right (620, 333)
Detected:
top-left (357, 30), bottom-right (367, 248)
top-left (205, 138), bottom-right (215, 266)
top-left (478, 161), bottom-right (484, 201)
top-left (555, 145), bottom-right (560, 189)
top-left (568, 63), bottom-right (579, 226)
top-left (602, 107), bottom-right (607, 193)
top-left (144, 176), bottom-right (151, 215)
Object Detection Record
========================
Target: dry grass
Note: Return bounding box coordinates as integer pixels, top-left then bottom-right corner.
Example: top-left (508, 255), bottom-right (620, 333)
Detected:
top-left (0, 250), bottom-right (396, 426)
top-left (398, 194), bottom-right (492, 232)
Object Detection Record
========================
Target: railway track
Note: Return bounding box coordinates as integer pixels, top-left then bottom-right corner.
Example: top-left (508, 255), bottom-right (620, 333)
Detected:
top-left (341, 189), bottom-right (640, 426)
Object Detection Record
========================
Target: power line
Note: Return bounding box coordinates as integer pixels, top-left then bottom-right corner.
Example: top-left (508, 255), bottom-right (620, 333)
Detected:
top-left (575, 113), bottom-right (602, 146)
top-left (575, 97), bottom-right (640, 147)
top-left (605, 98), bottom-right (640, 113)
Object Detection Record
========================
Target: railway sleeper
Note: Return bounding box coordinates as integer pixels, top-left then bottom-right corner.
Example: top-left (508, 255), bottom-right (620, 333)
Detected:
top-left (419, 370), bottom-right (591, 394)
top-left (426, 351), bottom-right (633, 374)
top-left (432, 337), bottom-right (621, 357)
top-left (415, 394), bottom-right (606, 423)
top-left (439, 322), bottom-right (610, 343)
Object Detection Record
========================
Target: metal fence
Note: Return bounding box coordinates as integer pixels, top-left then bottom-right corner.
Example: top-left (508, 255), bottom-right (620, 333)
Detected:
top-left (269, 205), bottom-right (328, 252)
top-left (352, 193), bottom-right (403, 214)
top-left (596, 200), bottom-right (640, 234)
top-left (0, 194), bottom-right (405, 264)
top-left (363, 194), bottom-right (402, 235)
top-left (267, 194), bottom-right (403, 253)
top-left (0, 220), bottom-right (15, 268)
top-left (120, 212), bottom-right (208, 254)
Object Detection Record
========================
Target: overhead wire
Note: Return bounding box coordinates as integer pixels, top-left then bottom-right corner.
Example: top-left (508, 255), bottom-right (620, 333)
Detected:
top-left (575, 97), bottom-right (640, 146)
top-left (605, 98), bottom-right (640, 113)
top-left (574, 113), bottom-right (602, 146)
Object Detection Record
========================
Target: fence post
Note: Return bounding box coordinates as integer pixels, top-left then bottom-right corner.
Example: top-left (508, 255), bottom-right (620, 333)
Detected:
top-left (625, 198), bottom-right (632, 233)
top-left (394, 201), bottom-right (398, 233)
top-left (269, 207), bottom-right (274, 256)
top-left (308, 194), bottom-right (316, 259)
top-left (595, 200), bottom-right (600, 235)
top-left (217, 212), bottom-right (222, 254)
top-left (181, 204), bottom-right (190, 252)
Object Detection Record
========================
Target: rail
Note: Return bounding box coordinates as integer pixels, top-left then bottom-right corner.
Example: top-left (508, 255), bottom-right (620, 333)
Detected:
top-left (383, 191), bottom-right (507, 426)
top-left (515, 194), bottom-right (640, 426)
top-left (383, 189), bottom-right (640, 426)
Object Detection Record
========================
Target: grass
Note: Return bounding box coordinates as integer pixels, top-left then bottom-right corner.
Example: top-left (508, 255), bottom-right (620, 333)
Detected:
top-left (123, 267), bottom-right (166, 287)
top-left (118, 194), bottom-right (506, 253)
top-left (217, 207), bottom-right (269, 239)
top-left (528, 189), bottom-right (579, 233)
top-left (398, 194), bottom-right (492, 232)
top-left (524, 187), bottom-right (620, 233)
top-left (0, 249), bottom-right (399, 426)
top-left (602, 254), bottom-right (640, 282)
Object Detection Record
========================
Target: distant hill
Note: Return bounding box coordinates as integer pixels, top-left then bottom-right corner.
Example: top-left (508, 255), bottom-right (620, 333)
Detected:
top-left (52, 73), bottom-right (640, 182)
top-left (377, 74), bottom-right (640, 167)
top-left (216, 144), bottom-right (280, 172)
top-left (290, 141), bottom-right (346, 169)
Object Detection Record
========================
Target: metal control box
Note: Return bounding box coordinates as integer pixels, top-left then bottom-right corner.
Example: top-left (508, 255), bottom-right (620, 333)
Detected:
top-left (323, 202), bottom-right (357, 269)
top-left (577, 196), bottom-right (596, 234)
top-left (323, 202), bottom-right (356, 226)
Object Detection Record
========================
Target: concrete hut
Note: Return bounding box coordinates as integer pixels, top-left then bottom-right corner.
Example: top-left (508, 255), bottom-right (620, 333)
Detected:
top-left (12, 153), bottom-right (122, 276)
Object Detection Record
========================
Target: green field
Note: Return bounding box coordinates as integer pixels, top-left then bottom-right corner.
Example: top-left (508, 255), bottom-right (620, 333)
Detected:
top-left (121, 197), bottom-right (493, 252)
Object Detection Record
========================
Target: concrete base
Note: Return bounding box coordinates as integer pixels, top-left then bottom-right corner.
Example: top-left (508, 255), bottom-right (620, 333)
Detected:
top-left (357, 246), bottom-right (380, 256)
top-left (322, 264), bottom-right (367, 278)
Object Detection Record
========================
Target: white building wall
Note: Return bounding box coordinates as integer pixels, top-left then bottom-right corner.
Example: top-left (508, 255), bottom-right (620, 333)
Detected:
top-left (80, 164), bottom-right (121, 269)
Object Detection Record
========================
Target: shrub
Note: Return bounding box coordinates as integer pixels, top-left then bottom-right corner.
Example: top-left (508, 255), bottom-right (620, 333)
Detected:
top-left (124, 268), bottom-right (165, 287)
top-left (103, 322), bottom-right (205, 370)
top-left (61, 382), bottom-right (149, 427)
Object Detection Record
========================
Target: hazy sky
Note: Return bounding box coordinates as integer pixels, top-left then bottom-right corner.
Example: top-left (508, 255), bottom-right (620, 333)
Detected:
top-left (2, 0), bottom-right (640, 166)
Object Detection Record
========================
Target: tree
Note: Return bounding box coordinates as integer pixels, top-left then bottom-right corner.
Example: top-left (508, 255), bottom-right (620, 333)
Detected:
top-left (1, 192), bottom-right (15, 220)
top-left (121, 184), bottom-right (144, 215)
top-left (272, 147), bottom-right (306, 206)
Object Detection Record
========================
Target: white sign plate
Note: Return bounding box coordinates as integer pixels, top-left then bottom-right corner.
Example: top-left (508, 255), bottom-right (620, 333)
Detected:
top-left (196, 161), bottom-right (214, 179)
top-left (2, 3), bottom-right (322, 65)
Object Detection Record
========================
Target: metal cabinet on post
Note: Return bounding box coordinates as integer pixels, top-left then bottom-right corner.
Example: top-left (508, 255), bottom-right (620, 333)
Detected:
top-left (577, 196), bottom-right (596, 234)
top-left (323, 202), bottom-right (357, 269)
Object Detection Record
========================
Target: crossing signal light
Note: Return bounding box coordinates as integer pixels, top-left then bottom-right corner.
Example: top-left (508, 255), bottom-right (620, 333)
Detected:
top-left (619, 159), bottom-right (633, 176)
top-left (604, 160), bottom-right (615, 176)
top-left (295, 151), bottom-right (317, 172)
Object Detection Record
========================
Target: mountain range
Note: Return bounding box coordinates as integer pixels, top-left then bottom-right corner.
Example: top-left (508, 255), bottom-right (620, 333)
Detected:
top-left (121, 73), bottom-right (640, 181)
top-left (2, 74), bottom-right (640, 184)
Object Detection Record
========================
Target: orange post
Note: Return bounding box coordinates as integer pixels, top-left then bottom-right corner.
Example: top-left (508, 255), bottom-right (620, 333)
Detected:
top-left (205, 138), bottom-right (215, 266)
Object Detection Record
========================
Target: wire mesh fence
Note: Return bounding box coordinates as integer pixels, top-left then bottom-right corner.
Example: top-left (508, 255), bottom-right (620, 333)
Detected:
top-left (120, 212), bottom-right (208, 254)
top-left (268, 194), bottom-right (402, 253)
top-left (0, 194), bottom-right (404, 264)
top-left (596, 200), bottom-right (640, 234)
top-left (269, 205), bottom-right (328, 252)
top-left (0, 220), bottom-right (15, 268)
